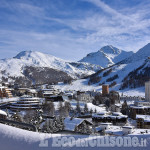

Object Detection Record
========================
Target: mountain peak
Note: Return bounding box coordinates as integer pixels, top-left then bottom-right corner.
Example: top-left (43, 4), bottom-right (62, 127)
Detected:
top-left (99, 45), bottom-right (121, 54)
top-left (14, 50), bottom-right (35, 59)
top-left (79, 45), bottom-right (133, 67)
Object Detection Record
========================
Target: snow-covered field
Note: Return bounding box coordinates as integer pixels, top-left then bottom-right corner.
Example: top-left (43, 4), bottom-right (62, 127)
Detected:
top-left (55, 80), bottom-right (145, 97)
top-left (120, 87), bottom-right (145, 97)
top-left (55, 79), bottom-right (101, 91)
top-left (0, 123), bottom-right (150, 150)
top-left (53, 99), bottom-right (106, 113)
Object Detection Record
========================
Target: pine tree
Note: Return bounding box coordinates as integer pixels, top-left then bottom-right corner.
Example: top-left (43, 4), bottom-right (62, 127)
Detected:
top-left (58, 101), bottom-right (64, 117)
top-left (90, 108), bottom-right (93, 114)
top-left (48, 102), bottom-right (55, 116)
top-left (11, 112), bottom-right (23, 122)
top-left (43, 101), bottom-right (55, 116)
top-left (76, 100), bottom-right (81, 114)
top-left (64, 101), bottom-right (71, 117)
top-left (6, 108), bottom-right (10, 119)
top-left (121, 100), bottom-right (128, 115)
top-left (23, 110), bottom-right (37, 124)
top-left (56, 116), bottom-right (65, 131)
top-left (84, 103), bottom-right (89, 114)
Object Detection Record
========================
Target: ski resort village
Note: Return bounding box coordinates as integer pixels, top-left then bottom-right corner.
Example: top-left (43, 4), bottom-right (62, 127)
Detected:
top-left (1, 0), bottom-right (150, 149)
top-left (1, 44), bottom-right (150, 149)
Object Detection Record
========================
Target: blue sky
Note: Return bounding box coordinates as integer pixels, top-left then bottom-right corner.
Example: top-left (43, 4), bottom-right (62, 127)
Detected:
top-left (0, 0), bottom-right (150, 61)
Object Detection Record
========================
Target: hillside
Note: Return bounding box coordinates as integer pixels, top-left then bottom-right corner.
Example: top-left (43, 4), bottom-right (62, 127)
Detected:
top-left (122, 43), bottom-right (150, 64)
top-left (88, 43), bottom-right (150, 91)
top-left (0, 51), bottom-right (101, 87)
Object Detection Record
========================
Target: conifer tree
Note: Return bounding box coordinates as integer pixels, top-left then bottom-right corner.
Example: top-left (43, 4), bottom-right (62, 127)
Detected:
top-left (84, 103), bottom-right (89, 114)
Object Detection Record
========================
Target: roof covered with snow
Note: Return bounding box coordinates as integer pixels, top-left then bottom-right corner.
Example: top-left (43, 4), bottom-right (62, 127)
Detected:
top-left (0, 110), bottom-right (7, 116)
top-left (64, 117), bottom-right (92, 131)
top-left (136, 115), bottom-right (150, 122)
top-left (122, 126), bottom-right (133, 129)
top-left (92, 113), bottom-right (127, 119)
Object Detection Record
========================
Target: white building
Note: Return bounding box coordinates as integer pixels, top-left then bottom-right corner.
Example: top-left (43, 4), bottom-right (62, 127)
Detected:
top-left (122, 126), bottom-right (133, 135)
top-left (145, 81), bottom-right (150, 101)
top-left (99, 123), bottom-right (112, 130)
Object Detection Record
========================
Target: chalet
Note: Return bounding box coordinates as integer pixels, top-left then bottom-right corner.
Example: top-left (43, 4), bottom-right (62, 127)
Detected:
top-left (110, 103), bottom-right (121, 112)
top-left (129, 101), bottom-right (150, 119)
top-left (136, 115), bottom-right (150, 129)
top-left (76, 91), bottom-right (94, 102)
top-left (120, 96), bottom-right (143, 101)
top-left (0, 110), bottom-right (7, 119)
top-left (26, 89), bottom-right (38, 97)
top-left (38, 89), bottom-right (53, 98)
top-left (96, 124), bottom-right (124, 136)
top-left (92, 112), bottom-right (127, 126)
top-left (17, 88), bottom-right (28, 95)
top-left (64, 90), bottom-right (74, 99)
top-left (64, 117), bottom-right (93, 134)
top-left (38, 88), bottom-right (60, 99)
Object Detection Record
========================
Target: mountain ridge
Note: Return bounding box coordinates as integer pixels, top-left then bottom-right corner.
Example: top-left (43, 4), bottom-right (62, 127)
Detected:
top-left (87, 43), bottom-right (150, 91)
top-left (0, 50), bottom-right (102, 86)
top-left (79, 45), bottom-right (133, 67)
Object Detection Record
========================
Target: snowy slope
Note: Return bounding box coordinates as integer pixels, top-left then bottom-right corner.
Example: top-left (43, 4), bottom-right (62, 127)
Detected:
top-left (0, 51), bottom-right (102, 81)
top-left (81, 43), bottom-right (150, 91)
top-left (0, 123), bottom-right (150, 150)
top-left (123, 43), bottom-right (150, 63)
top-left (79, 45), bottom-right (133, 67)
top-left (58, 43), bottom-right (150, 93)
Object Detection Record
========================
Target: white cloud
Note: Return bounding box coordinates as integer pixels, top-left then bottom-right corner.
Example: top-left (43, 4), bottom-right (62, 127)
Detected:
top-left (0, 0), bottom-right (150, 60)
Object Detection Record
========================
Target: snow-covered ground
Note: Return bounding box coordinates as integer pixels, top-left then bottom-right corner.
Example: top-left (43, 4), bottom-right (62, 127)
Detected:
top-left (120, 87), bottom-right (145, 97)
top-left (0, 97), bottom-right (19, 104)
top-left (55, 79), bottom-right (101, 91)
top-left (55, 80), bottom-right (145, 97)
top-left (53, 99), bottom-right (106, 113)
top-left (0, 123), bottom-right (150, 150)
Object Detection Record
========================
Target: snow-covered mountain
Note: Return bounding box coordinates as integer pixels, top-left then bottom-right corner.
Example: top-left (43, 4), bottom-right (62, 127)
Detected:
top-left (79, 45), bottom-right (133, 68)
top-left (83, 43), bottom-right (150, 91)
top-left (122, 43), bottom-right (150, 64)
top-left (0, 50), bottom-right (102, 85)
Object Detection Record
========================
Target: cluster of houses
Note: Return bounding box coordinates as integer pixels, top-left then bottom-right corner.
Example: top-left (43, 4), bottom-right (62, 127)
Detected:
top-left (1, 81), bottom-right (150, 136)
